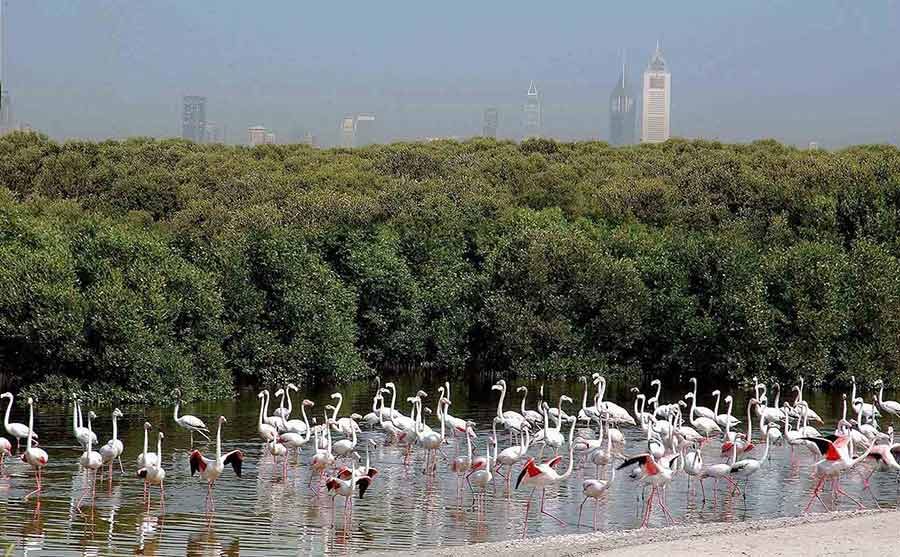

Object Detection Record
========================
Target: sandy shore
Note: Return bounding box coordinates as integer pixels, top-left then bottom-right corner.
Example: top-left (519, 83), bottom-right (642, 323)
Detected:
top-left (384, 510), bottom-right (892, 556)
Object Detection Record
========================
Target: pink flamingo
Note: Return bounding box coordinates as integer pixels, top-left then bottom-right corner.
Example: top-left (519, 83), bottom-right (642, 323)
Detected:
top-left (189, 416), bottom-right (244, 513)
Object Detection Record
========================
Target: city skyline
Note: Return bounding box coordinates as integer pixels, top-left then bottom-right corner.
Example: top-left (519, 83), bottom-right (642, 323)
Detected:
top-left (2, 2), bottom-right (899, 147)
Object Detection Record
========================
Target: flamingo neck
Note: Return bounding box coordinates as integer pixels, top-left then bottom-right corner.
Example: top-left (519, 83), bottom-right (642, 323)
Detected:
top-left (713, 392), bottom-right (721, 415)
top-left (27, 402), bottom-right (34, 450)
top-left (581, 382), bottom-right (588, 411)
top-left (216, 421), bottom-right (223, 459)
top-left (112, 413), bottom-right (118, 442)
top-left (156, 436), bottom-right (163, 464)
top-left (174, 400), bottom-right (180, 423)
top-left (332, 395), bottom-right (342, 421)
top-left (746, 402), bottom-right (753, 440)
top-left (2, 395), bottom-right (11, 429)
top-left (521, 389), bottom-right (528, 415)
top-left (496, 385), bottom-right (506, 419)
top-left (144, 427), bottom-right (149, 456)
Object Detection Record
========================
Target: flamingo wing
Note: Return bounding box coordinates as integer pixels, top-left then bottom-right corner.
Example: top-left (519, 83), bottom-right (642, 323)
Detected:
top-left (189, 450), bottom-right (206, 475)
top-left (801, 436), bottom-right (840, 461)
top-left (515, 458), bottom-right (540, 489)
top-left (223, 450), bottom-right (244, 477)
top-left (356, 476), bottom-right (373, 498)
top-left (181, 415), bottom-right (209, 431)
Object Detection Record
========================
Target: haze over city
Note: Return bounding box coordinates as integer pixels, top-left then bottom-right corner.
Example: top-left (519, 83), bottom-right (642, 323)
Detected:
top-left (3, 1), bottom-right (899, 146)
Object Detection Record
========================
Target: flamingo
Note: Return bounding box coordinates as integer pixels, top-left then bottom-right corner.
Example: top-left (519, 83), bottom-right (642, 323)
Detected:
top-left (711, 390), bottom-right (740, 429)
top-left (310, 411), bottom-right (336, 490)
top-left (728, 400), bottom-right (770, 497)
top-left (260, 390), bottom-right (286, 432)
top-left (687, 378), bottom-right (716, 421)
top-left (722, 397), bottom-right (756, 456)
top-left (874, 380), bottom-right (900, 424)
top-left (136, 421), bottom-right (159, 469)
top-left (683, 392), bottom-right (720, 438)
top-left (856, 397), bottom-right (889, 442)
top-left (442, 381), bottom-right (473, 436)
top-left (265, 436), bottom-right (288, 481)
top-left (99, 408), bottom-right (125, 481)
top-left (279, 386), bottom-right (310, 434)
top-left (1, 392), bottom-right (36, 452)
top-left (617, 451), bottom-right (677, 528)
top-left (495, 422), bottom-right (530, 487)
top-left (330, 393), bottom-right (363, 437)
top-left (593, 375), bottom-right (637, 426)
top-left (0, 436), bottom-right (10, 472)
top-left (467, 435), bottom-right (495, 513)
top-left (272, 385), bottom-right (292, 419)
top-left (516, 416), bottom-right (577, 537)
top-left (789, 377), bottom-right (823, 423)
top-left (77, 431), bottom-right (103, 510)
top-left (72, 398), bottom-right (96, 449)
top-left (21, 397), bottom-right (48, 501)
top-left (850, 376), bottom-right (880, 422)
top-left (518, 386), bottom-right (544, 425)
top-left (174, 389), bottom-right (210, 447)
top-left (801, 434), bottom-right (875, 512)
top-left (420, 396), bottom-right (448, 474)
top-left (257, 391), bottom-right (278, 442)
top-left (138, 432), bottom-right (166, 513)
top-left (189, 416), bottom-right (244, 513)
top-left (578, 455), bottom-right (615, 530)
top-left (450, 421), bottom-right (476, 496)
top-left (540, 396), bottom-right (571, 456)
top-left (492, 380), bottom-right (528, 438)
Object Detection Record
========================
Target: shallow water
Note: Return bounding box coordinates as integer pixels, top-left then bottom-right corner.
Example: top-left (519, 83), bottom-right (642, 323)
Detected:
top-left (0, 374), bottom-right (897, 556)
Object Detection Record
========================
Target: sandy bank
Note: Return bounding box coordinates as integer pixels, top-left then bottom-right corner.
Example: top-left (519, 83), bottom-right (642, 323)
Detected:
top-left (384, 510), bottom-right (892, 556)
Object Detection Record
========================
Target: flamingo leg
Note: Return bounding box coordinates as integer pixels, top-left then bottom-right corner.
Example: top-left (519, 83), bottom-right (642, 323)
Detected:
top-left (833, 480), bottom-right (865, 509)
top-left (700, 478), bottom-right (706, 502)
top-left (641, 486), bottom-right (654, 528)
top-left (160, 481), bottom-right (165, 514)
top-left (539, 487), bottom-right (566, 526)
top-left (657, 489), bottom-right (676, 525)
top-left (577, 496), bottom-right (588, 527)
top-left (803, 477), bottom-right (825, 513)
top-left (521, 487), bottom-right (535, 538)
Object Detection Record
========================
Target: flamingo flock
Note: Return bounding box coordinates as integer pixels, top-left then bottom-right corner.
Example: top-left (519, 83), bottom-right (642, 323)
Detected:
top-left (2, 373), bottom-right (900, 538)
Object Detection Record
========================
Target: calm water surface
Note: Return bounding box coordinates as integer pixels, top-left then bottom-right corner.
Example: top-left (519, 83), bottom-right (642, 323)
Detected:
top-left (0, 375), bottom-right (898, 556)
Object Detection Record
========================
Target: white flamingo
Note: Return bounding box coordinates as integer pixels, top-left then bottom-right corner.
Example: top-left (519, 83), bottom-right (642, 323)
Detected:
top-left (1, 392), bottom-right (36, 451)
top-left (99, 408), bottom-right (125, 480)
top-left (22, 397), bottom-right (49, 501)
top-left (137, 432), bottom-right (166, 512)
top-left (189, 416), bottom-right (244, 512)
top-left (173, 389), bottom-right (210, 447)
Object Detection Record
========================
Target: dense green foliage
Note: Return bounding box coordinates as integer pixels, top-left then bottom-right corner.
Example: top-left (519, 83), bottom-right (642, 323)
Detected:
top-left (1, 132), bottom-right (899, 402)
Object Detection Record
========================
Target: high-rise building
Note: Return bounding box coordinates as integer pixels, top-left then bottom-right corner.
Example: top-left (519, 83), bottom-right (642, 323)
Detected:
top-left (355, 114), bottom-right (377, 146)
top-left (483, 107), bottom-right (499, 138)
top-left (609, 53), bottom-right (636, 146)
top-left (264, 131), bottom-right (276, 145)
top-left (641, 42), bottom-right (671, 143)
top-left (248, 125), bottom-right (267, 146)
top-left (340, 117), bottom-right (355, 148)
top-left (524, 80), bottom-right (542, 138)
top-left (302, 131), bottom-right (318, 148)
top-left (0, 0), bottom-right (12, 132)
top-left (182, 96), bottom-right (207, 143)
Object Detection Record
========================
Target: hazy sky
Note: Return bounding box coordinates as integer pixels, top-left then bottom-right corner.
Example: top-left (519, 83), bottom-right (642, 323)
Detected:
top-left (4, 1), bottom-right (899, 146)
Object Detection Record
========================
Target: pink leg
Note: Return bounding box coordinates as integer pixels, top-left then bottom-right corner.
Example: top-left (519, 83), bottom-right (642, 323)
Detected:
top-left (803, 477), bottom-right (825, 513)
top-left (641, 486), bottom-right (654, 528)
top-left (833, 479), bottom-right (865, 509)
top-left (577, 496), bottom-right (588, 527)
top-left (521, 487), bottom-right (535, 538)
top-left (539, 488), bottom-right (566, 526)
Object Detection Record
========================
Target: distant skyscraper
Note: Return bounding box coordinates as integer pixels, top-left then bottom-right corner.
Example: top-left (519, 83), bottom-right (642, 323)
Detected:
top-left (340, 117), bottom-right (355, 148)
top-left (182, 96), bottom-right (207, 143)
top-left (609, 53), bottom-right (636, 146)
top-left (641, 42), bottom-right (671, 143)
top-left (355, 114), bottom-right (377, 146)
top-left (302, 131), bottom-right (318, 148)
top-left (248, 125), bottom-right (267, 146)
top-left (0, 0), bottom-right (12, 132)
top-left (524, 80), bottom-right (542, 138)
top-left (483, 107), bottom-right (499, 138)
top-left (264, 131), bottom-right (276, 145)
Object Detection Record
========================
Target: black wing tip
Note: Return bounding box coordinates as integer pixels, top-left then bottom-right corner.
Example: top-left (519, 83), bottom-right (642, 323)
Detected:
top-left (356, 476), bottom-right (372, 498)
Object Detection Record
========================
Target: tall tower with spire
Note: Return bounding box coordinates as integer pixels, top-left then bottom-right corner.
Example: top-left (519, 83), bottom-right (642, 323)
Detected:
top-left (641, 41), bottom-right (671, 143)
top-left (609, 51), bottom-right (635, 146)
top-left (523, 80), bottom-right (542, 138)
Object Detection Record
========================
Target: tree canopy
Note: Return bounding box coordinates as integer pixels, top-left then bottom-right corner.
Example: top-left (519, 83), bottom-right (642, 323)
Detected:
top-left (1, 132), bottom-right (898, 402)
